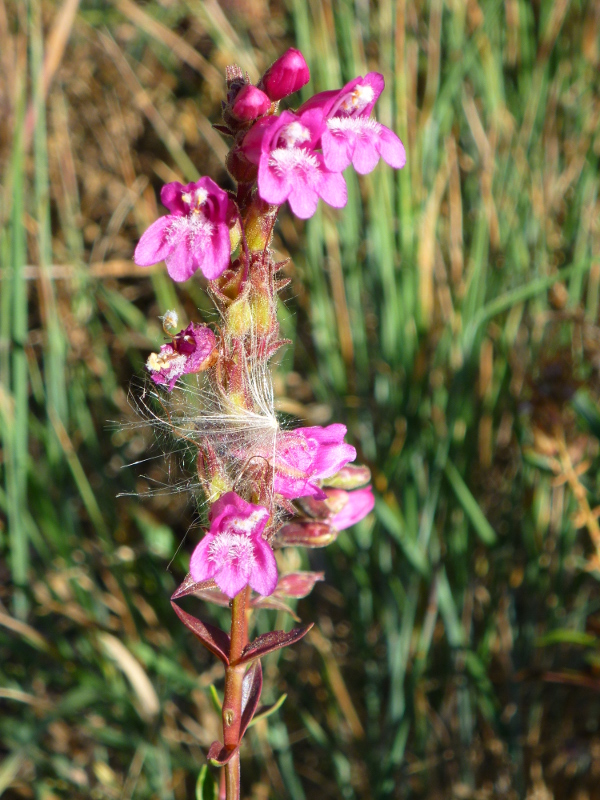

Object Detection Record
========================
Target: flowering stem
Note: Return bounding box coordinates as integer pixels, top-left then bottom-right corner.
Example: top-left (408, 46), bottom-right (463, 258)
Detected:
top-left (222, 587), bottom-right (249, 799)
top-left (224, 754), bottom-right (241, 800)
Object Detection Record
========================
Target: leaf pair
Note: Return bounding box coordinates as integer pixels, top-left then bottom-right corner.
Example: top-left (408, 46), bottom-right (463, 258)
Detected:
top-left (171, 599), bottom-right (313, 665)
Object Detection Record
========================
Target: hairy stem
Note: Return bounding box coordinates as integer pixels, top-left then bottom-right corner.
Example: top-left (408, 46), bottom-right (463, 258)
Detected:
top-left (222, 587), bottom-right (250, 800)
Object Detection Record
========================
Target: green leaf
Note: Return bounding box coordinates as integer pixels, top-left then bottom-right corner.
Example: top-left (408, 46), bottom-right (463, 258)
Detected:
top-left (196, 765), bottom-right (218, 800)
top-left (444, 459), bottom-right (497, 545)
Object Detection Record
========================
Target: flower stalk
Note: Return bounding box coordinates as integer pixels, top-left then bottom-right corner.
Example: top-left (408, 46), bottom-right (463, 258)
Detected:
top-left (133, 47), bottom-right (405, 797)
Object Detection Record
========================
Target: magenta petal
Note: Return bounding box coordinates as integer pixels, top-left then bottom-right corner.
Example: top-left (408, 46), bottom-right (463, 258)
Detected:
top-left (160, 182), bottom-right (190, 215)
top-left (313, 442), bottom-right (356, 478)
top-left (164, 234), bottom-right (196, 282)
top-left (134, 216), bottom-right (175, 266)
top-left (190, 535), bottom-right (218, 583)
top-left (322, 130), bottom-right (353, 173)
top-left (318, 170), bottom-right (348, 209)
top-left (361, 72), bottom-right (385, 115)
top-left (287, 184), bottom-right (319, 219)
top-left (215, 561), bottom-right (251, 599)
top-left (249, 539), bottom-right (278, 597)
top-left (330, 487), bottom-right (375, 530)
top-left (352, 136), bottom-right (381, 175)
top-left (298, 89), bottom-right (339, 115)
top-left (257, 160), bottom-right (291, 206)
top-left (377, 126), bottom-right (407, 169)
top-left (200, 226), bottom-right (231, 280)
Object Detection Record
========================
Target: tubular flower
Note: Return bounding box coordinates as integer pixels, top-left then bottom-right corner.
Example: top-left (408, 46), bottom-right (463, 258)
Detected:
top-left (299, 72), bottom-right (406, 175)
top-left (268, 424), bottom-right (357, 500)
top-left (242, 109), bottom-right (347, 219)
top-left (134, 178), bottom-right (235, 282)
top-left (189, 492), bottom-right (277, 598)
top-left (146, 322), bottom-right (217, 391)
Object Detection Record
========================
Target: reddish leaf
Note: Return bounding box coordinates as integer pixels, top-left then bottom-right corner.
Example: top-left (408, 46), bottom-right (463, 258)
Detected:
top-left (207, 741), bottom-right (239, 765)
top-left (274, 572), bottom-right (324, 599)
top-left (171, 573), bottom-right (218, 600)
top-left (212, 124), bottom-right (234, 137)
top-left (238, 624), bottom-right (313, 665)
top-left (171, 601), bottom-right (230, 665)
top-left (195, 586), bottom-right (231, 608)
top-left (239, 660), bottom-right (263, 740)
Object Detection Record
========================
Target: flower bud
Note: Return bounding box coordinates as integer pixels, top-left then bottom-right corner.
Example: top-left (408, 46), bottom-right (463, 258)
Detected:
top-left (226, 146), bottom-right (258, 184)
top-left (273, 520), bottom-right (337, 549)
top-left (274, 572), bottom-right (324, 598)
top-left (230, 84), bottom-right (271, 121)
top-left (322, 463), bottom-right (371, 490)
top-left (260, 48), bottom-right (310, 101)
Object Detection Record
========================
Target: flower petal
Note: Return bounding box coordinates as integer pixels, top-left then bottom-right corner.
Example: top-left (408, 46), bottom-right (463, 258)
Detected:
top-left (287, 183), bottom-right (319, 219)
top-left (215, 560), bottom-right (251, 598)
top-left (134, 216), bottom-right (175, 266)
top-left (190, 535), bottom-right (218, 583)
top-left (318, 169), bottom-right (348, 209)
top-left (199, 224), bottom-right (231, 280)
top-left (351, 135), bottom-right (381, 175)
top-left (164, 233), bottom-right (197, 282)
top-left (377, 125), bottom-right (407, 170)
top-left (322, 129), bottom-right (353, 173)
top-left (160, 182), bottom-right (188, 215)
top-left (249, 538), bottom-right (278, 597)
top-left (258, 158), bottom-right (291, 206)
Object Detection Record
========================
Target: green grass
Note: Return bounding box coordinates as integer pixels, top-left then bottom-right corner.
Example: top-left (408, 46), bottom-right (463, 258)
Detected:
top-left (1, 0), bottom-right (600, 798)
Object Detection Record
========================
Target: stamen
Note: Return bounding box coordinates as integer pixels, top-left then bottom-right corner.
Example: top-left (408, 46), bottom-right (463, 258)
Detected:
top-left (161, 309), bottom-right (179, 334)
top-left (340, 83), bottom-right (375, 114)
top-left (194, 188), bottom-right (209, 207)
top-left (279, 121), bottom-right (311, 148)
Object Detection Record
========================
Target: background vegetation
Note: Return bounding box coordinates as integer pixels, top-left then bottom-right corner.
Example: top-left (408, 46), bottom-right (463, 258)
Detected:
top-left (2, 0), bottom-right (600, 797)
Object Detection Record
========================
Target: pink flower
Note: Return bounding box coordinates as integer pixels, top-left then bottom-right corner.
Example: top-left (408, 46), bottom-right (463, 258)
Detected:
top-left (299, 73), bottom-right (406, 175)
top-left (134, 178), bottom-right (235, 282)
top-left (270, 424), bottom-right (357, 500)
top-left (260, 48), bottom-right (310, 101)
top-left (242, 110), bottom-right (347, 219)
top-left (190, 492), bottom-right (277, 598)
top-left (146, 322), bottom-right (217, 391)
top-left (327, 486), bottom-right (375, 530)
top-left (231, 85), bottom-right (271, 121)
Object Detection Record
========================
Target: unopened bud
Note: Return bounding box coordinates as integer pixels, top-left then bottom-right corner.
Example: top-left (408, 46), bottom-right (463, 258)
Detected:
top-left (231, 85), bottom-right (271, 121)
top-left (322, 464), bottom-right (371, 490)
top-left (273, 520), bottom-right (337, 549)
top-left (274, 572), bottom-right (324, 598)
top-left (226, 146), bottom-right (258, 184)
top-left (260, 48), bottom-right (310, 101)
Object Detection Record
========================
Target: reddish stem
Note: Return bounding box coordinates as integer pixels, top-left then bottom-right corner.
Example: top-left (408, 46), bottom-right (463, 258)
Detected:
top-left (222, 586), bottom-right (250, 799)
